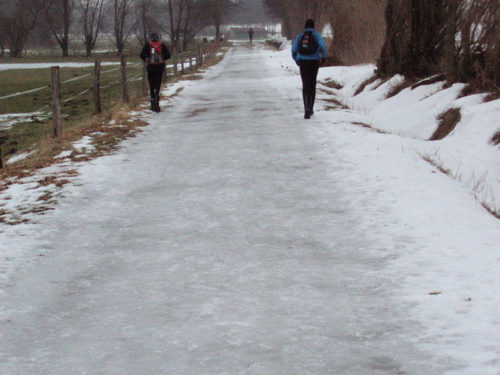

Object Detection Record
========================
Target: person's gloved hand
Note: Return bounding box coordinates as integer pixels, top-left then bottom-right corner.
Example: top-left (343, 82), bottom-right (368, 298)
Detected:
top-left (320, 57), bottom-right (327, 67)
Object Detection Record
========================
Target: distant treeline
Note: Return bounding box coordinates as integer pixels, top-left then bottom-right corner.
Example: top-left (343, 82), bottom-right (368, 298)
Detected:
top-left (264, 0), bottom-right (499, 93)
top-left (0, 0), bottom-right (239, 58)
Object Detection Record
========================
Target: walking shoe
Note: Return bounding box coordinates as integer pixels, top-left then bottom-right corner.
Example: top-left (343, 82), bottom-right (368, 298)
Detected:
top-left (154, 96), bottom-right (161, 112)
top-left (304, 110), bottom-right (311, 119)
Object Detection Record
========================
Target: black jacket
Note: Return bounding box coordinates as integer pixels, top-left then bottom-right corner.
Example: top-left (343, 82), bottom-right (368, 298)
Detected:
top-left (140, 43), bottom-right (171, 64)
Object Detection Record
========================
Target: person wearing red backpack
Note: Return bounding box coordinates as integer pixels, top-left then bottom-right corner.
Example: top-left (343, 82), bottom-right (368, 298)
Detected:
top-left (292, 19), bottom-right (327, 119)
top-left (140, 33), bottom-right (171, 112)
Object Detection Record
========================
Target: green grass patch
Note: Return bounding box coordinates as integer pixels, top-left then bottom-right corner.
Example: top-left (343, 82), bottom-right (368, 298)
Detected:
top-left (0, 58), bottom-right (146, 162)
top-left (0, 45), bottom-right (223, 171)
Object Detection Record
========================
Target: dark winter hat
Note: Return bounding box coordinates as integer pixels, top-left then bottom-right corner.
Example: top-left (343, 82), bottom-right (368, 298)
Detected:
top-left (150, 33), bottom-right (160, 41)
top-left (305, 19), bottom-right (315, 29)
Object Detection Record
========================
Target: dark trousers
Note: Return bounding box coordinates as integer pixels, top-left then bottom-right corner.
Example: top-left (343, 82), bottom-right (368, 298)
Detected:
top-left (147, 64), bottom-right (165, 100)
top-left (299, 59), bottom-right (320, 113)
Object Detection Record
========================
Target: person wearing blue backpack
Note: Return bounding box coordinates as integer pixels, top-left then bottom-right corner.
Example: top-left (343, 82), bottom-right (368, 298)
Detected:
top-left (292, 19), bottom-right (327, 119)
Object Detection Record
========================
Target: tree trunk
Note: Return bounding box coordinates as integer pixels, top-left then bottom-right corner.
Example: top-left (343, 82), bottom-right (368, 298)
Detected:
top-left (443, 0), bottom-right (459, 84)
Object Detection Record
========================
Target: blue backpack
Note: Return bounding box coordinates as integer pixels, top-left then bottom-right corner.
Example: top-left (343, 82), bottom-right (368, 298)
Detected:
top-left (298, 30), bottom-right (318, 55)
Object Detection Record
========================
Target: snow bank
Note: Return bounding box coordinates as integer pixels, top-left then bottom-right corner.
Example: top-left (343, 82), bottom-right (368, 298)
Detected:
top-left (316, 62), bottom-right (500, 214)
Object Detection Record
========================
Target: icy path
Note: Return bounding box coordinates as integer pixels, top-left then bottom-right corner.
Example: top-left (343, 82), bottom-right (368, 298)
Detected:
top-left (0, 45), bottom-right (496, 374)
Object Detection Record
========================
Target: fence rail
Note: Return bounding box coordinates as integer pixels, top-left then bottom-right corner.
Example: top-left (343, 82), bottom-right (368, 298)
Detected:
top-left (0, 45), bottom-right (217, 168)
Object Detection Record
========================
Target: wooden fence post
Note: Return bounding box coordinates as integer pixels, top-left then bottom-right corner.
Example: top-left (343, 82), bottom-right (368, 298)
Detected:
top-left (173, 47), bottom-right (178, 76)
top-left (93, 60), bottom-right (102, 114)
top-left (120, 55), bottom-right (129, 103)
top-left (180, 53), bottom-right (185, 75)
top-left (51, 66), bottom-right (62, 138)
top-left (0, 132), bottom-right (7, 169)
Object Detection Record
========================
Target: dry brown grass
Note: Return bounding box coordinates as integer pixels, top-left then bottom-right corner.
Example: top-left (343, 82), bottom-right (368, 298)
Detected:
top-left (0, 98), bottom-right (150, 225)
top-left (321, 97), bottom-right (349, 110)
top-left (0, 48), bottom-right (228, 226)
top-left (354, 75), bottom-right (379, 96)
top-left (321, 78), bottom-right (343, 90)
top-left (386, 79), bottom-right (413, 99)
top-left (421, 154), bottom-right (453, 176)
top-left (482, 202), bottom-right (500, 220)
top-left (490, 131), bottom-right (500, 146)
top-left (420, 151), bottom-right (499, 220)
top-left (430, 108), bottom-right (461, 141)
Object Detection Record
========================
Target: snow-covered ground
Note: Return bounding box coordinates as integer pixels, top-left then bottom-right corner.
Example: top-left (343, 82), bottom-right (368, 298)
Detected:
top-left (0, 43), bottom-right (499, 374)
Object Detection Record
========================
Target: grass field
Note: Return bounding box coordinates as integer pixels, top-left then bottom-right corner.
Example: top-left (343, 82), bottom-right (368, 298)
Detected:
top-left (0, 44), bottom-right (222, 171)
top-left (0, 55), bottom-right (145, 165)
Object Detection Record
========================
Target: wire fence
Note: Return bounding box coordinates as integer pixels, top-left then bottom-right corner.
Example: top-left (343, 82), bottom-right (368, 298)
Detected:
top-left (0, 47), bottom-right (214, 116)
top-left (0, 45), bottom-right (217, 168)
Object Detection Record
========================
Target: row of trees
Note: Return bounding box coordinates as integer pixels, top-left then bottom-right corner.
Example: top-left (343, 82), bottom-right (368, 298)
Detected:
top-left (0, 0), bottom-right (239, 58)
top-left (378, 0), bottom-right (499, 91)
top-left (264, 0), bottom-right (499, 91)
top-left (262, 0), bottom-right (386, 65)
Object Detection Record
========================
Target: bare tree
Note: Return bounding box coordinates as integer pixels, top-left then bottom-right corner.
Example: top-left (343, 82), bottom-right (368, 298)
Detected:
top-left (164, 0), bottom-right (212, 51)
top-left (135, 0), bottom-right (163, 46)
top-left (263, 0), bottom-right (287, 36)
top-left (206, 0), bottom-right (239, 41)
top-left (78, 0), bottom-right (105, 57)
top-left (44, 0), bottom-right (75, 57)
top-left (166, 0), bottom-right (186, 48)
top-left (264, 0), bottom-right (331, 39)
top-left (181, 0), bottom-right (212, 49)
top-left (112, 0), bottom-right (134, 56)
top-left (404, 0), bottom-right (446, 76)
top-left (377, 0), bottom-right (410, 75)
top-left (264, 0), bottom-right (304, 39)
top-left (323, 0), bottom-right (386, 65)
top-left (444, 0), bottom-right (500, 90)
top-left (264, 0), bottom-right (384, 64)
top-left (0, 0), bottom-right (42, 58)
top-left (377, 0), bottom-right (446, 78)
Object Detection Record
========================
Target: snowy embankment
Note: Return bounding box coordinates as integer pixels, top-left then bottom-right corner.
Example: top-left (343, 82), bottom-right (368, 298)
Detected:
top-left (278, 37), bottom-right (499, 215)
top-left (324, 64), bottom-right (500, 216)
top-left (276, 39), bottom-right (500, 373)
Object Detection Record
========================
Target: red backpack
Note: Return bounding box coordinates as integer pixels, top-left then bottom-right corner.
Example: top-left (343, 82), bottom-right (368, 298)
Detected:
top-left (150, 41), bottom-right (163, 64)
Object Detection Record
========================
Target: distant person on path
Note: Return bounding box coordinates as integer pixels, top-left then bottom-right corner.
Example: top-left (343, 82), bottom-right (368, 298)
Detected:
top-left (291, 19), bottom-right (327, 119)
top-left (140, 33), bottom-right (171, 112)
top-left (248, 28), bottom-right (254, 43)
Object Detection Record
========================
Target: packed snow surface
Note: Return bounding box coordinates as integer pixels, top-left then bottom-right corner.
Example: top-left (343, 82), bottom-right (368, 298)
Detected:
top-left (0, 43), bottom-right (499, 374)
